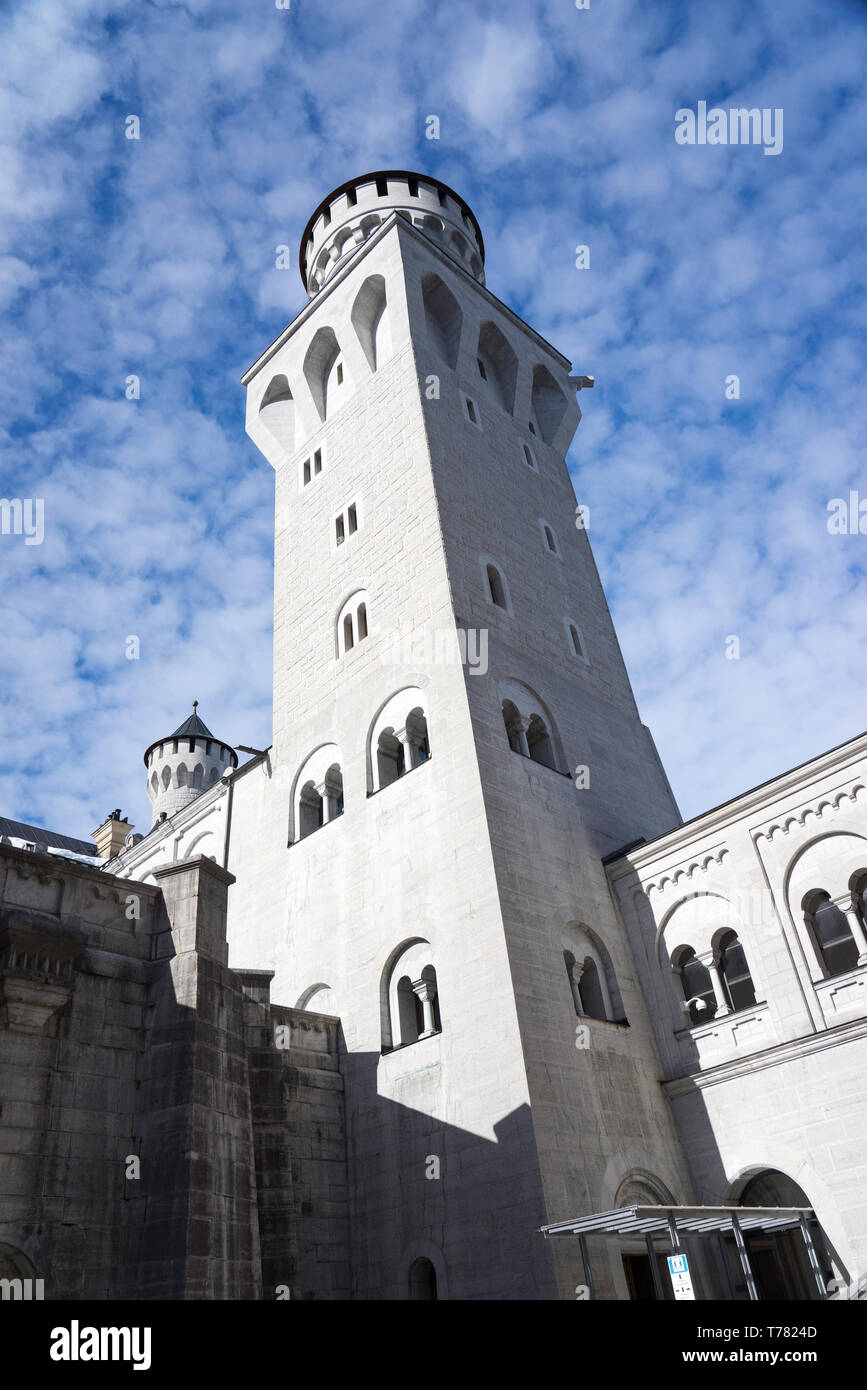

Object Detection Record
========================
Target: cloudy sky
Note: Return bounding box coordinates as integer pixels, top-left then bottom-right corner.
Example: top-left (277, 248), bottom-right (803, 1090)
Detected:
top-left (1, 0), bottom-right (865, 840)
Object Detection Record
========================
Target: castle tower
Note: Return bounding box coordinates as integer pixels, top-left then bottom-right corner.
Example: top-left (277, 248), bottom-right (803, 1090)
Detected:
top-left (144, 703), bottom-right (237, 827)
top-left (232, 171), bottom-right (693, 1299)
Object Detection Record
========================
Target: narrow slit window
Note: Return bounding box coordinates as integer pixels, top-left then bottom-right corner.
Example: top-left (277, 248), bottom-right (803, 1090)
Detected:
top-left (376, 176), bottom-right (389, 197)
top-left (348, 504), bottom-right (358, 534)
top-left (357, 603), bottom-right (368, 640)
top-left (303, 459), bottom-right (311, 485)
top-left (528, 421), bottom-right (536, 436)
top-left (343, 613), bottom-right (355, 652)
top-left (336, 515), bottom-right (345, 545)
top-left (336, 362), bottom-right (344, 385)
top-left (407, 177), bottom-right (419, 197)
top-left (314, 449), bottom-right (322, 475)
top-left (477, 358), bottom-right (487, 380)
top-left (346, 187), bottom-right (358, 207)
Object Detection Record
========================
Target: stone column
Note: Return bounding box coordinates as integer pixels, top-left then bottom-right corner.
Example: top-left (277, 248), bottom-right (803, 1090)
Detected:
top-left (699, 949), bottom-right (730, 1017)
top-left (316, 780), bottom-right (338, 824)
top-left (507, 714), bottom-right (531, 757)
top-left (395, 724), bottom-right (421, 773)
top-left (412, 977), bottom-right (438, 1038)
top-left (841, 901), bottom-right (867, 965)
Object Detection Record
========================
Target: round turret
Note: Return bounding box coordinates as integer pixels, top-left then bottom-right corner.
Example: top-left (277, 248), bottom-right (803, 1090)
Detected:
top-left (299, 169), bottom-right (485, 298)
top-left (143, 702), bottom-right (237, 828)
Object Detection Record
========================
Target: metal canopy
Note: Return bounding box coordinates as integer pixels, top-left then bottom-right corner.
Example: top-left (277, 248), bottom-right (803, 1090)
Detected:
top-left (541, 1205), bottom-right (815, 1238)
top-left (540, 1205), bottom-right (830, 1300)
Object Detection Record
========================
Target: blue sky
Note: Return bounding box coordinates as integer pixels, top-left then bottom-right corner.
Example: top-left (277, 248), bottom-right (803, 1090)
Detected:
top-left (1, 0), bottom-right (865, 839)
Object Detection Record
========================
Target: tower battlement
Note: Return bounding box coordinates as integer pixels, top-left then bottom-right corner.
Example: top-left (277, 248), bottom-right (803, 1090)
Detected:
top-left (299, 169), bottom-right (485, 297)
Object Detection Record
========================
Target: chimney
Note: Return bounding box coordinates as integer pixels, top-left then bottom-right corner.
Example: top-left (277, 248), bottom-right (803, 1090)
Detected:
top-left (92, 809), bottom-right (133, 860)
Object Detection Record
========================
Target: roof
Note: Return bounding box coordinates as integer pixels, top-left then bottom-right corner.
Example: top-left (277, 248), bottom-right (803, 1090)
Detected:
top-left (143, 704), bottom-right (238, 768)
top-left (171, 711), bottom-right (216, 740)
top-left (541, 1205), bottom-right (815, 1239)
top-left (0, 815), bottom-right (98, 858)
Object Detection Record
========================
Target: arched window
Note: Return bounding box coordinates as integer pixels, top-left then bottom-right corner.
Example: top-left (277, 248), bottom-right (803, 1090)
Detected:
top-left (502, 699), bottom-right (525, 754)
top-left (382, 939), bottom-right (442, 1050)
top-left (258, 373), bottom-right (295, 455)
top-left (526, 714), bottom-right (555, 769)
top-left (577, 957), bottom-right (606, 1018)
top-left (500, 681), bottom-right (563, 773)
top-left (377, 731), bottom-right (405, 788)
top-left (369, 689), bottom-right (430, 793)
top-left (409, 1257), bottom-right (438, 1300)
top-left (804, 890), bottom-right (859, 977)
top-left (487, 564), bottom-right (506, 608)
top-left (563, 926), bottom-right (625, 1024)
top-left (291, 746), bottom-right (344, 843)
top-left (673, 946), bottom-right (717, 1025)
top-left (298, 782), bottom-right (324, 838)
top-left (718, 931), bottom-right (757, 1011)
top-left (337, 591), bottom-right (370, 656)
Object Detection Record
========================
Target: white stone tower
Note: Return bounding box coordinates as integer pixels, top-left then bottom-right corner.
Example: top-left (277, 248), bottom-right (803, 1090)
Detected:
top-left (144, 703), bottom-right (237, 827)
top-left (231, 171), bottom-right (694, 1299)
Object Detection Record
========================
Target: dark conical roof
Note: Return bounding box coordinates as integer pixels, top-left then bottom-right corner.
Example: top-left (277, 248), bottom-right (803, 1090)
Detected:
top-left (143, 702), bottom-right (238, 769)
top-left (171, 710), bottom-right (215, 740)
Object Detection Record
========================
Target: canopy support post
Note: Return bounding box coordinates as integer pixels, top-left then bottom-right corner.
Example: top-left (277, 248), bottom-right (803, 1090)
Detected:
top-left (799, 1216), bottom-right (828, 1300)
top-left (731, 1212), bottom-right (759, 1301)
top-left (645, 1234), bottom-right (666, 1301)
top-left (578, 1233), bottom-right (595, 1301)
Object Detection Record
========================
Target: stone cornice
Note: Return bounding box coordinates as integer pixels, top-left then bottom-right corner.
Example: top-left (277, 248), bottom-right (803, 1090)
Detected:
top-left (751, 779), bottom-right (866, 845)
top-left (606, 730), bottom-right (867, 881)
top-left (663, 1014), bottom-right (867, 1096)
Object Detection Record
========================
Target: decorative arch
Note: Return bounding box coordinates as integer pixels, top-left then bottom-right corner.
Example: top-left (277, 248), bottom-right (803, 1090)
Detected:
top-left (258, 373), bottom-right (295, 455)
top-left (303, 325), bottom-right (341, 422)
top-left (351, 274), bottom-right (390, 372)
top-left (181, 829), bottom-right (219, 861)
top-left (399, 1238), bottom-right (449, 1300)
top-left (614, 1169), bottom-right (677, 1208)
top-left (477, 321), bottom-right (518, 413)
top-left (531, 363), bottom-right (569, 444)
top-left (0, 1243), bottom-right (38, 1283)
top-left (421, 272), bottom-right (462, 369)
top-left (296, 982), bottom-right (339, 1015)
